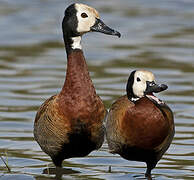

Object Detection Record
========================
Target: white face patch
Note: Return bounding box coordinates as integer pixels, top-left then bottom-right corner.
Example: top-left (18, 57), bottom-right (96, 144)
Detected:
top-left (71, 36), bottom-right (82, 49)
top-left (132, 70), bottom-right (155, 98)
top-left (75, 3), bottom-right (99, 34)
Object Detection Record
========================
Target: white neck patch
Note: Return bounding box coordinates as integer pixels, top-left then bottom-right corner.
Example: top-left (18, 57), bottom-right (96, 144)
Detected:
top-left (71, 36), bottom-right (82, 50)
top-left (131, 97), bottom-right (140, 102)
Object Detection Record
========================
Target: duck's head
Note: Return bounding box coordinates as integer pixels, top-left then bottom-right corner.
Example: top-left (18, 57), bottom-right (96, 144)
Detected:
top-left (62, 3), bottom-right (121, 37)
top-left (126, 70), bottom-right (168, 102)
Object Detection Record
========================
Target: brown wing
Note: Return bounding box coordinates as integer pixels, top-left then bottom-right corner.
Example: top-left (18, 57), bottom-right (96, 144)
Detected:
top-left (34, 95), bottom-right (70, 157)
top-left (106, 95), bottom-right (134, 153)
top-left (34, 95), bottom-right (56, 124)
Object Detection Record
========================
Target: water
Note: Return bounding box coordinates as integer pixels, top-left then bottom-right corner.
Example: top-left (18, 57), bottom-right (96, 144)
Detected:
top-left (0, 0), bottom-right (194, 179)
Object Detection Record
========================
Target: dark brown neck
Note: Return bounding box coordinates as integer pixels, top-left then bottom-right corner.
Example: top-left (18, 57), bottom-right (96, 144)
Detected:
top-left (60, 49), bottom-right (96, 98)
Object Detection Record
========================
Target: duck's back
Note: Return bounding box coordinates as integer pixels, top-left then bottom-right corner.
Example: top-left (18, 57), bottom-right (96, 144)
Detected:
top-left (106, 95), bottom-right (174, 162)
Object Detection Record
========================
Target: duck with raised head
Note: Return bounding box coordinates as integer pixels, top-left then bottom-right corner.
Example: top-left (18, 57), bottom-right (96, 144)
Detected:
top-left (106, 70), bottom-right (174, 178)
top-left (34, 3), bottom-right (120, 168)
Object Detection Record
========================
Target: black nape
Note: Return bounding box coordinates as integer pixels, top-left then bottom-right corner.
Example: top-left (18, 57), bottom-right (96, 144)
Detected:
top-left (62, 3), bottom-right (80, 55)
top-left (126, 70), bottom-right (136, 100)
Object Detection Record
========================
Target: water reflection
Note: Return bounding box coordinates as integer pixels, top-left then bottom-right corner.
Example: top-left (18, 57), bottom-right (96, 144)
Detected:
top-left (0, 0), bottom-right (194, 179)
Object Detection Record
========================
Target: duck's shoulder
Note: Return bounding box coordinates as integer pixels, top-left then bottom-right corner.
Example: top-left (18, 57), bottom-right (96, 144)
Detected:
top-left (109, 95), bottom-right (173, 119)
top-left (109, 96), bottom-right (157, 119)
top-left (134, 97), bottom-right (171, 114)
top-left (34, 94), bottom-right (58, 124)
top-left (110, 95), bottom-right (134, 110)
top-left (108, 95), bottom-right (134, 121)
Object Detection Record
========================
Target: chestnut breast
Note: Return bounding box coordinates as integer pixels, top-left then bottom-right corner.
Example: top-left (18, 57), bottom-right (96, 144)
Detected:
top-left (56, 94), bottom-right (105, 130)
top-left (119, 97), bottom-right (171, 149)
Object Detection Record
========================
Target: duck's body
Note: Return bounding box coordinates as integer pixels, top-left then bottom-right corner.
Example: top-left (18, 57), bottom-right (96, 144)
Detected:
top-left (34, 50), bottom-right (106, 167)
top-left (106, 70), bottom-right (174, 177)
top-left (107, 95), bottom-right (174, 172)
top-left (34, 3), bottom-right (120, 167)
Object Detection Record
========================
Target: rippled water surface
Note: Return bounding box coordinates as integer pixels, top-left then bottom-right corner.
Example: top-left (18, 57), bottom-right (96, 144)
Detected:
top-left (0, 0), bottom-right (194, 179)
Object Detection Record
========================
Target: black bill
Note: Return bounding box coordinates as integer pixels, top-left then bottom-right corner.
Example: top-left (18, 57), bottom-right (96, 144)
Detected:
top-left (144, 81), bottom-right (168, 95)
top-left (90, 18), bottom-right (121, 38)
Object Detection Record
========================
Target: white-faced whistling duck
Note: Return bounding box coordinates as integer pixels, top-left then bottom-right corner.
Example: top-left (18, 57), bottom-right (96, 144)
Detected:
top-left (106, 70), bottom-right (174, 179)
top-left (34, 3), bottom-right (120, 168)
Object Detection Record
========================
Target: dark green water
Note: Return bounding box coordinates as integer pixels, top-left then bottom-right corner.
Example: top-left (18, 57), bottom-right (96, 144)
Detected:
top-left (0, 0), bottom-right (194, 179)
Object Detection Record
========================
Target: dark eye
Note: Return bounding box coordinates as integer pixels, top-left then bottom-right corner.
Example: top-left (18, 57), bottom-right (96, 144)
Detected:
top-left (137, 77), bottom-right (141, 82)
top-left (81, 13), bottom-right (88, 18)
